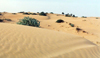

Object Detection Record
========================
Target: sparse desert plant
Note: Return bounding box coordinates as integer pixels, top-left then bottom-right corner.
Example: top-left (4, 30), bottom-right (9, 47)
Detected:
top-left (12, 13), bottom-right (16, 15)
top-left (39, 12), bottom-right (47, 16)
top-left (76, 27), bottom-right (82, 32)
top-left (70, 24), bottom-right (74, 27)
top-left (69, 23), bottom-right (71, 25)
top-left (5, 19), bottom-right (12, 21)
top-left (17, 17), bottom-right (40, 27)
top-left (62, 12), bottom-right (64, 15)
top-left (96, 17), bottom-right (99, 19)
top-left (37, 12), bottom-right (39, 13)
top-left (29, 13), bottom-right (33, 15)
top-left (32, 13), bottom-right (37, 15)
top-left (56, 19), bottom-right (64, 23)
top-left (72, 15), bottom-right (76, 17)
top-left (23, 12), bottom-right (30, 15)
top-left (0, 13), bottom-right (2, 15)
top-left (82, 16), bottom-right (87, 18)
top-left (70, 14), bottom-right (72, 16)
top-left (18, 11), bottom-right (24, 13)
top-left (69, 23), bottom-right (74, 27)
top-left (65, 13), bottom-right (72, 17)
top-left (50, 12), bottom-right (54, 14)
top-left (0, 19), bottom-right (3, 22)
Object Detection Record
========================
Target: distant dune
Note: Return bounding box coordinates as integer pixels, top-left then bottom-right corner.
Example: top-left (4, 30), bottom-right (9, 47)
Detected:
top-left (0, 12), bottom-right (100, 58)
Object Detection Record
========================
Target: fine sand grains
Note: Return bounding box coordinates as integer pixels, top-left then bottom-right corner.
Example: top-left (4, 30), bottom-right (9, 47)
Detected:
top-left (0, 23), bottom-right (100, 58)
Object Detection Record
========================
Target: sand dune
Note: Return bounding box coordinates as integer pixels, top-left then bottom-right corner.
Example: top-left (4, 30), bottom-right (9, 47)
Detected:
top-left (0, 23), bottom-right (99, 58)
top-left (1, 13), bottom-right (100, 46)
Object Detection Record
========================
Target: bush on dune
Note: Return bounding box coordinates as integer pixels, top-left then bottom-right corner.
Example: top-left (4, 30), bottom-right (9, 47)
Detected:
top-left (39, 12), bottom-right (47, 16)
top-left (12, 13), bottom-right (16, 15)
top-left (82, 16), bottom-right (87, 18)
top-left (5, 19), bottom-right (12, 21)
top-left (18, 11), bottom-right (24, 13)
top-left (96, 17), bottom-right (99, 19)
top-left (17, 17), bottom-right (40, 27)
top-left (69, 23), bottom-right (74, 27)
top-left (65, 13), bottom-right (72, 17)
top-left (70, 24), bottom-right (74, 27)
top-left (62, 12), bottom-right (64, 15)
top-left (23, 12), bottom-right (30, 15)
top-left (32, 13), bottom-right (37, 15)
top-left (50, 12), bottom-right (54, 14)
top-left (0, 13), bottom-right (2, 15)
top-left (56, 19), bottom-right (64, 23)
top-left (0, 19), bottom-right (3, 22)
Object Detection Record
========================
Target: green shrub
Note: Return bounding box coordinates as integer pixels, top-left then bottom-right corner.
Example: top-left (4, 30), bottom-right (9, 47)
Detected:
top-left (17, 17), bottom-right (40, 27)
top-left (56, 19), bottom-right (64, 23)
top-left (39, 12), bottom-right (47, 16)
top-left (69, 23), bottom-right (74, 27)
top-left (70, 24), bottom-right (74, 27)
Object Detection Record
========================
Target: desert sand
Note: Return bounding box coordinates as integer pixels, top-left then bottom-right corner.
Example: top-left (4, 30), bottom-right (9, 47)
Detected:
top-left (0, 12), bottom-right (100, 58)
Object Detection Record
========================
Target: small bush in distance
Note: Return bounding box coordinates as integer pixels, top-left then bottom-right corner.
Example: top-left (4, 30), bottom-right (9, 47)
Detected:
top-left (65, 13), bottom-right (72, 17)
top-left (72, 15), bottom-right (76, 17)
top-left (39, 12), bottom-right (47, 16)
top-left (17, 17), bottom-right (40, 27)
top-left (37, 12), bottom-right (39, 13)
top-left (18, 11), bottom-right (24, 13)
top-left (5, 19), bottom-right (12, 21)
top-left (32, 13), bottom-right (37, 15)
top-left (23, 12), bottom-right (30, 15)
top-left (0, 19), bottom-right (3, 22)
top-left (56, 19), bottom-right (64, 23)
top-left (82, 16), bottom-right (87, 18)
top-left (0, 13), bottom-right (2, 15)
top-left (96, 17), bottom-right (99, 19)
top-left (12, 13), bottom-right (16, 15)
top-left (62, 12), bottom-right (64, 15)
top-left (50, 12), bottom-right (54, 14)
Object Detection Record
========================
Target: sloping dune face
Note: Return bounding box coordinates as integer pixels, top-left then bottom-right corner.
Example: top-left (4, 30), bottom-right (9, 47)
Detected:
top-left (0, 23), bottom-right (100, 58)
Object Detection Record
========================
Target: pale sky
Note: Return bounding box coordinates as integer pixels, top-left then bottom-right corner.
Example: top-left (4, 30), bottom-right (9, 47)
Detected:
top-left (0, 0), bottom-right (99, 17)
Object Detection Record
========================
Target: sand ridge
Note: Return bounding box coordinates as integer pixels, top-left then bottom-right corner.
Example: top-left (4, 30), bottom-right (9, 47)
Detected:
top-left (0, 23), bottom-right (100, 58)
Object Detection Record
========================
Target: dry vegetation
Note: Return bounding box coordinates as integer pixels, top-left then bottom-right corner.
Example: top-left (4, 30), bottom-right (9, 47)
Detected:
top-left (0, 12), bottom-right (100, 58)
